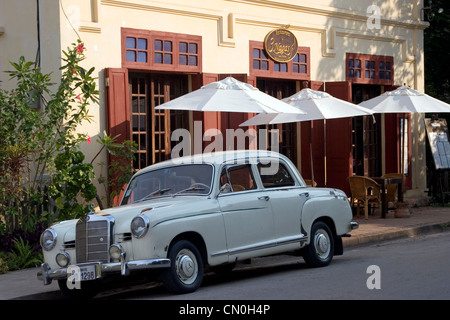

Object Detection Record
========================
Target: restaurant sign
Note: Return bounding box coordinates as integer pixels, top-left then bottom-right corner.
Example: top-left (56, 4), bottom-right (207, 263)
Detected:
top-left (264, 28), bottom-right (298, 63)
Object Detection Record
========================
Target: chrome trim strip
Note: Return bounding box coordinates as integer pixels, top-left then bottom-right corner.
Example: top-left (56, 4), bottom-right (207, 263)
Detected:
top-left (37, 258), bottom-right (171, 285)
top-left (211, 234), bottom-right (307, 257)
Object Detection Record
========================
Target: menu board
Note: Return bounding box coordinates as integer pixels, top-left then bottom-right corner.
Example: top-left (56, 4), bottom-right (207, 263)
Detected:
top-left (425, 118), bottom-right (450, 169)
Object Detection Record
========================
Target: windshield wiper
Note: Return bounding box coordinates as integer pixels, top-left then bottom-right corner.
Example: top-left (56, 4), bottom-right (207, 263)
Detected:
top-left (172, 185), bottom-right (208, 197)
top-left (136, 188), bottom-right (172, 202)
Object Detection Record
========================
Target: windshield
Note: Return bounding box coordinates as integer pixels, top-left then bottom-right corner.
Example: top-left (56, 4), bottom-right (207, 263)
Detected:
top-left (121, 164), bottom-right (213, 205)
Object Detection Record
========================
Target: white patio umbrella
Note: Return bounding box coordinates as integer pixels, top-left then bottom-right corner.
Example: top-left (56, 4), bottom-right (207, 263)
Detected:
top-left (240, 88), bottom-right (374, 185)
top-left (359, 85), bottom-right (450, 114)
top-left (155, 76), bottom-right (306, 114)
top-left (240, 88), bottom-right (373, 125)
top-left (359, 85), bottom-right (450, 176)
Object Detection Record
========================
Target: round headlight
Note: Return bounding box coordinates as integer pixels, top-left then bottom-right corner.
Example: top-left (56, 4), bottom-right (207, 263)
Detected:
top-left (109, 244), bottom-right (123, 260)
top-left (40, 229), bottom-right (57, 251)
top-left (56, 252), bottom-right (70, 267)
top-left (130, 215), bottom-right (149, 238)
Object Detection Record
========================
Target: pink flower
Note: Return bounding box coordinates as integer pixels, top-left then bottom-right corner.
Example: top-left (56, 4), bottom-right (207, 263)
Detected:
top-left (87, 136), bottom-right (91, 144)
top-left (76, 94), bottom-right (82, 102)
top-left (77, 43), bottom-right (84, 53)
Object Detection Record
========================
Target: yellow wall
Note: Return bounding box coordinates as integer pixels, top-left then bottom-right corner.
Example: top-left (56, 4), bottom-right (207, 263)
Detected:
top-left (0, 0), bottom-right (429, 202)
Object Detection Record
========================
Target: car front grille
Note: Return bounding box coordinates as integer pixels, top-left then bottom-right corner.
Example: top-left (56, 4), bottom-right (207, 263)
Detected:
top-left (76, 215), bottom-right (113, 263)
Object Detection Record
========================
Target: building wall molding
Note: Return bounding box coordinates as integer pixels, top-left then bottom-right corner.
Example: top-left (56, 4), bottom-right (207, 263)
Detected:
top-left (234, 15), bottom-right (336, 58)
top-left (79, 22), bottom-right (102, 34)
top-left (101, 0), bottom-right (419, 62)
top-left (335, 28), bottom-right (415, 63)
top-left (227, 0), bottom-right (429, 30)
top-left (101, 0), bottom-right (236, 47)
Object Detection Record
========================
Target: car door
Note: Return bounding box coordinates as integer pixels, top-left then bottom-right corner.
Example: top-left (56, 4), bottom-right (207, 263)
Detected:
top-left (257, 160), bottom-right (308, 247)
top-left (217, 164), bottom-right (275, 259)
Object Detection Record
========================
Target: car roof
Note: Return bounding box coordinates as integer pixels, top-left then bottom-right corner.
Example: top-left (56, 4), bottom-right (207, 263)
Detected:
top-left (134, 150), bottom-right (287, 176)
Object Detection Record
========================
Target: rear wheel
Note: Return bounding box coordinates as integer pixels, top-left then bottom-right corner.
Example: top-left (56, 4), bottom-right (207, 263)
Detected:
top-left (303, 221), bottom-right (334, 267)
top-left (161, 240), bottom-right (204, 294)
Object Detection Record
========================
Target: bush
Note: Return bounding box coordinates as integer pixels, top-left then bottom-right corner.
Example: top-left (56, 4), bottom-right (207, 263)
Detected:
top-left (0, 225), bottom-right (44, 273)
top-left (1, 238), bottom-right (43, 272)
top-left (0, 40), bottom-right (136, 271)
top-left (0, 255), bottom-right (8, 274)
top-left (0, 40), bottom-right (99, 232)
top-left (0, 223), bottom-right (45, 254)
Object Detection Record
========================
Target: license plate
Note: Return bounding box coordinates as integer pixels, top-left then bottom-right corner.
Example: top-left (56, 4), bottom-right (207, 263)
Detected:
top-left (79, 264), bottom-right (97, 281)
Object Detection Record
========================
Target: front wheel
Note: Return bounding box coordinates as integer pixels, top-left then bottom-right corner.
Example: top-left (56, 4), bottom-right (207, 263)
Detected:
top-left (303, 221), bottom-right (334, 267)
top-left (161, 240), bottom-right (204, 294)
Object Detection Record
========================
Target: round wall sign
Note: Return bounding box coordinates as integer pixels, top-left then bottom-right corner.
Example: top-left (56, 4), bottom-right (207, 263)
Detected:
top-left (264, 28), bottom-right (298, 63)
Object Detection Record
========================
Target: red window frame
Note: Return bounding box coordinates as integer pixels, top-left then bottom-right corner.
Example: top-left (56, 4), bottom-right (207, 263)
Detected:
top-left (346, 53), bottom-right (393, 85)
top-left (121, 28), bottom-right (202, 73)
top-left (249, 41), bottom-right (310, 80)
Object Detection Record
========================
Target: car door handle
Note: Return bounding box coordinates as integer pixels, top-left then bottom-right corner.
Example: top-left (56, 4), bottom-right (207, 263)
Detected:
top-left (299, 192), bottom-right (309, 198)
top-left (258, 195), bottom-right (270, 201)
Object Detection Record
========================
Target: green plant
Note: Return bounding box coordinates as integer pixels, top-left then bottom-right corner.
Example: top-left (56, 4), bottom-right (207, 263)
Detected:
top-left (4, 238), bottom-right (42, 271)
top-left (0, 254), bottom-right (8, 274)
top-left (1, 39), bottom-right (136, 242)
top-left (50, 150), bottom-right (97, 220)
top-left (0, 39), bottom-right (99, 230)
top-left (92, 131), bottom-right (137, 209)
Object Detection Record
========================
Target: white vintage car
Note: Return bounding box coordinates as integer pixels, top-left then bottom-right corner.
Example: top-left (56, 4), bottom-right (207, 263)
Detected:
top-left (38, 150), bottom-right (358, 298)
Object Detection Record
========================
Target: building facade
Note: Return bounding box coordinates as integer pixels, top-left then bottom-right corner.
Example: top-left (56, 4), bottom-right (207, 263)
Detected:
top-left (0, 0), bottom-right (429, 203)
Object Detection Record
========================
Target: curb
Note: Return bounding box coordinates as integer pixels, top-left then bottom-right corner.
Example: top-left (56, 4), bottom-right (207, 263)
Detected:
top-left (342, 222), bottom-right (450, 247)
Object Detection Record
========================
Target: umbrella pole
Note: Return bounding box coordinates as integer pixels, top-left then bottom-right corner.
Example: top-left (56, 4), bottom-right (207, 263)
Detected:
top-left (309, 121), bottom-right (314, 185)
top-left (324, 119), bottom-right (327, 187)
top-left (401, 113), bottom-right (406, 178)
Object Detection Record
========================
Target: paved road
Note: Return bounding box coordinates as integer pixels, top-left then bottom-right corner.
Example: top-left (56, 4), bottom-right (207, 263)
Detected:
top-left (118, 231), bottom-right (450, 300)
top-left (5, 230), bottom-right (449, 301)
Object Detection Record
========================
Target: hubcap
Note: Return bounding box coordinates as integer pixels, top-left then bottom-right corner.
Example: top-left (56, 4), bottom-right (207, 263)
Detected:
top-left (175, 249), bottom-right (198, 284)
top-left (179, 255), bottom-right (195, 278)
top-left (314, 229), bottom-right (330, 259)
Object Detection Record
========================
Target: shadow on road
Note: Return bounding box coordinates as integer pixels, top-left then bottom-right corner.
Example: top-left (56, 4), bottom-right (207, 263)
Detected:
top-left (12, 254), bottom-right (338, 300)
top-left (95, 257), bottom-right (309, 299)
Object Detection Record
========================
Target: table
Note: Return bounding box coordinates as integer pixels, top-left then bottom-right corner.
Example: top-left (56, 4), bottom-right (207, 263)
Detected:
top-left (372, 177), bottom-right (403, 218)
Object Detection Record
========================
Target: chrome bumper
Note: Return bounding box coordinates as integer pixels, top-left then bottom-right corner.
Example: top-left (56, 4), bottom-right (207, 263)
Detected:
top-left (350, 221), bottom-right (359, 230)
top-left (37, 258), bottom-right (171, 285)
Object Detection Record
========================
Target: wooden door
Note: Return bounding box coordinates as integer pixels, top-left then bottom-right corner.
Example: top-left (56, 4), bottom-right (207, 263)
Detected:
top-left (324, 81), bottom-right (353, 195)
top-left (129, 73), bottom-right (188, 170)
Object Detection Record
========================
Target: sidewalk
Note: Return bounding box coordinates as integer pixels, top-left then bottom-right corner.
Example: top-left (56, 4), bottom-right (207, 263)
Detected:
top-left (1, 205), bottom-right (450, 300)
top-left (342, 205), bottom-right (450, 247)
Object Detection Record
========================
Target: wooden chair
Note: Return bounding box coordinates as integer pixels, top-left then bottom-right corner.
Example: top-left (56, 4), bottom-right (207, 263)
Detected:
top-left (381, 173), bottom-right (404, 209)
top-left (347, 176), bottom-right (382, 219)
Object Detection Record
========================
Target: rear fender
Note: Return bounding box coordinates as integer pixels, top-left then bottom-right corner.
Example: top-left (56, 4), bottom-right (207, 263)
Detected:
top-left (301, 195), bottom-right (351, 243)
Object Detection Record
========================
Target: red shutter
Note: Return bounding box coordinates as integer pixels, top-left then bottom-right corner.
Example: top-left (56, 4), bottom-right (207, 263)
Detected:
top-left (106, 68), bottom-right (131, 142)
top-left (105, 68), bottom-right (130, 206)
top-left (324, 81), bottom-right (353, 195)
top-left (191, 73), bottom-right (221, 152)
top-left (383, 85), bottom-right (399, 176)
top-left (383, 85), bottom-right (411, 190)
top-left (385, 113), bottom-right (412, 190)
